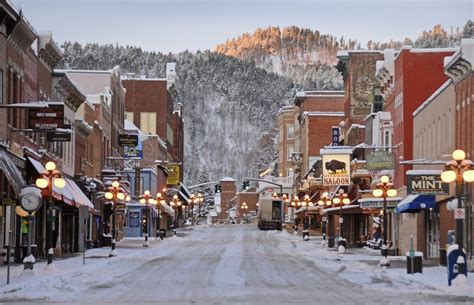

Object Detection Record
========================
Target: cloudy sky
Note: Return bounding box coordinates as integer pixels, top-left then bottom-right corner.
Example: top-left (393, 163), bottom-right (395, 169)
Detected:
top-left (13, 0), bottom-right (472, 53)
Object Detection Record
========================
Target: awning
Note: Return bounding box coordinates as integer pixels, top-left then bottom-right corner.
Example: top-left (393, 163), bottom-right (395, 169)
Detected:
top-left (65, 178), bottom-right (94, 209)
top-left (396, 194), bottom-right (436, 213)
top-left (0, 147), bottom-right (26, 195)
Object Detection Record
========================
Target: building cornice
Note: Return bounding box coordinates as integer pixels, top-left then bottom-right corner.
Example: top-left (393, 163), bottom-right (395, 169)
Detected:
top-left (38, 32), bottom-right (63, 68)
top-left (7, 17), bottom-right (36, 54)
top-left (445, 56), bottom-right (472, 84)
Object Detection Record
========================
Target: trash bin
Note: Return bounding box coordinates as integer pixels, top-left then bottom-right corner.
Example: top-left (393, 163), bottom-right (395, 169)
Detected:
top-left (302, 230), bottom-right (309, 240)
top-left (328, 236), bottom-right (335, 248)
top-left (159, 229), bottom-right (166, 240)
top-left (439, 248), bottom-right (447, 266)
top-left (338, 239), bottom-right (347, 249)
top-left (406, 251), bottom-right (423, 274)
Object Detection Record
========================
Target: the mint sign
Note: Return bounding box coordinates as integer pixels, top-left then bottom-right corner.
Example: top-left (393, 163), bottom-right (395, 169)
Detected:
top-left (407, 174), bottom-right (449, 195)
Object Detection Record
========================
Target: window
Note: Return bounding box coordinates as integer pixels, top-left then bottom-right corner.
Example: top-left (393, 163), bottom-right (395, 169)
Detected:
top-left (167, 123), bottom-right (173, 145)
top-left (126, 111), bottom-right (133, 123)
top-left (140, 112), bottom-right (156, 134)
top-left (286, 145), bottom-right (294, 161)
top-left (286, 125), bottom-right (294, 139)
top-left (0, 70), bottom-right (3, 104)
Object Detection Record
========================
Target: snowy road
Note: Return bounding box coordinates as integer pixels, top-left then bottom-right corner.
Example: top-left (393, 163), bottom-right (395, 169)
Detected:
top-left (0, 225), bottom-right (472, 304)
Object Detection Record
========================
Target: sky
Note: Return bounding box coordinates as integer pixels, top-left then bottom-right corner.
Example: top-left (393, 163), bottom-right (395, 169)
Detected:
top-left (12, 0), bottom-right (473, 53)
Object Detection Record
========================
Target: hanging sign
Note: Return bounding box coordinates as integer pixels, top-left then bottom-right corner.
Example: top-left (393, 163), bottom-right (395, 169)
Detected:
top-left (367, 151), bottom-right (395, 170)
top-left (331, 127), bottom-right (340, 146)
top-left (29, 103), bottom-right (64, 130)
top-left (321, 148), bottom-right (351, 186)
top-left (119, 134), bottom-right (138, 147)
top-left (166, 165), bottom-right (180, 186)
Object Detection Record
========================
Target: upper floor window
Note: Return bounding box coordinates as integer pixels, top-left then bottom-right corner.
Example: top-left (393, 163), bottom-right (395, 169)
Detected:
top-left (287, 125), bottom-right (295, 139)
top-left (126, 111), bottom-right (134, 123)
top-left (287, 145), bottom-right (294, 161)
top-left (140, 112), bottom-right (156, 134)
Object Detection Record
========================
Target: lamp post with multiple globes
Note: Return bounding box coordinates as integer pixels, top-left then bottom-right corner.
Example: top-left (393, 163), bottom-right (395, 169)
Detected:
top-left (372, 175), bottom-right (397, 265)
top-left (139, 190), bottom-right (153, 247)
top-left (332, 188), bottom-right (350, 244)
top-left (317, 192), bottom-right (332, 242)
top-left (441, 149), bottom-right (474, 276)
top-left (104, 181), bottom-right (128, 256)
top-left (35, 161), bottom-right (66, 266)
top-left (240, 202), bottom-right (248, 222)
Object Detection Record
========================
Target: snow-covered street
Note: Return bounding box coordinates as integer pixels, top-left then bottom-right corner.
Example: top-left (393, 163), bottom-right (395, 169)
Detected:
top-left (0, 225), bottom-right (472, 304)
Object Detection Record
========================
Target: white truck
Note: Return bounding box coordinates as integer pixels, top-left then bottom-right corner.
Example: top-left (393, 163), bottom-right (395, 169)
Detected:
top-left (257, 198), bottom-right (283, 230)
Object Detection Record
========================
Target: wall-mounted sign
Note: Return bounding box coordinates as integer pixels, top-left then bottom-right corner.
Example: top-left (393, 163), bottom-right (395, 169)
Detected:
top-left (119, 134), bottom-right (138, 147)
top-left (123, 142), bottom-right (143, 159)
top-left (29, 103), bottom-right (64, 130)
top-left (367, 151), bottom-right (395, 170)
top-left (166, 164), bottom-right (180, 186)
top-left (321, 149), bottom-right (351, 186)
top-left (407, 173), bottom-right (449, 195)
top-left (359, 199), bottom-right (400, 209)
top-left (47, 131), bottom-right (71, 142)
top-left (331, 127), bottom-right (340, 146)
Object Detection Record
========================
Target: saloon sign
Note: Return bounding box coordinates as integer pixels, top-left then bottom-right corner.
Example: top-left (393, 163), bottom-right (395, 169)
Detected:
top-left (407, 170), bottom-right (449, 195)
top-left (320, 148), bottom-right (351, 186)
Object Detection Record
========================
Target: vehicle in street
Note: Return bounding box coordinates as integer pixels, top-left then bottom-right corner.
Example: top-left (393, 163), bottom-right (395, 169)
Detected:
top-left (257, 198), bottom-right (283, 230)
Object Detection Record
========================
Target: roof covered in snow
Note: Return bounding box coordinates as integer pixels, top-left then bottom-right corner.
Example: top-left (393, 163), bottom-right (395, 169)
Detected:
top-left (220, 177), bottom-right (236, 182)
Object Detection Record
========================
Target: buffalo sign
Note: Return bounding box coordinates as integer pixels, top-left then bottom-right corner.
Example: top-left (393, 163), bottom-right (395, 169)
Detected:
top-left (320, 148), bottom-right (352, 186)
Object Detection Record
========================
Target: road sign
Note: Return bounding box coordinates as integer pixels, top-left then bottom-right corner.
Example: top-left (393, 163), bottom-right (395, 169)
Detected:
top-left (454, 208), bottom-right (465, 219)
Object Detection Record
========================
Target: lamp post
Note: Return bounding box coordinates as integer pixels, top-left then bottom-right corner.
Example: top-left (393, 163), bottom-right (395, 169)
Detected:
top-left (290, 196), bottom-right (301, 232)
top-left (169, 194), bottom-right (182, 231)
top-left (301, 195), bottom-right (313, 230)
top-left (240, 202), bottom-right (248, 222)
top-left (197, 193), bottom-right (204, 224)
top-left (139, 190), bottom-right (153, 247)
top-left (35, 161), bottom-right (66, 267)
top-left (104, 181), bottom-right (127, 256)
top-left (155, 192), bottom-right (165, 239)
top-left (372, 175), bottom-right (397, 266)
top-left (318, 192), bottom-right (332, 242)
top-left (332, 188), bottom-right (350, 246)
top-left (441, 149), bottom-right (474, 276)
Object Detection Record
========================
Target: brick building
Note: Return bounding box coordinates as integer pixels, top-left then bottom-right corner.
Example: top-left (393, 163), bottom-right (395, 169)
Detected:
top-left (335, 51), bottom-right (384, 144)
top-left (217, 177), bottom-right (236, 222)
top-left (383, 47), bottom-right (455, 189)
top-left (292, 91), bottom-right (345, 186)
top-left (277, 105), bottom-right (295, 178)
top-left (444, 38), bottom-right (474, 267)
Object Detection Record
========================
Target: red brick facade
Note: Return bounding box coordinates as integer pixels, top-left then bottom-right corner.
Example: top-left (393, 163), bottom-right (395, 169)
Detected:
top-left (385, 48), bottom-right (454, 188)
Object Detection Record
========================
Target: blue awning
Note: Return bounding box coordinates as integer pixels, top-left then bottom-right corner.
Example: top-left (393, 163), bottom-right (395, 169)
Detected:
top-left (396, 194), bottom-right (436, 213)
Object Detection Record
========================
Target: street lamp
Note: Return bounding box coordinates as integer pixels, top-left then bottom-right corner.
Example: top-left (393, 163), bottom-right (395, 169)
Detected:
top-left (240, 202), bottom-right (248, 222)
top-left (317, 192), bottom-right (332, 242)
top-left (301, 195), bottom-right (314, 229)
top-left (35, 161), bottom-right (65, 266)
top-left (139, 190), bottom-right (153, 247)
top-left (333, 188), bottom-right (350, 246)
top-left (104, 180), bottom-right (128, 256)
top-left (372, 175), bottom-right (397, 265)
top-left (441, 149), bottom-right (474, 276)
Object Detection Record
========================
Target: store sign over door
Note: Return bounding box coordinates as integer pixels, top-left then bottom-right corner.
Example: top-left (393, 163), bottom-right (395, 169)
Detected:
top-left (407, 174), bottom-right (449, 195)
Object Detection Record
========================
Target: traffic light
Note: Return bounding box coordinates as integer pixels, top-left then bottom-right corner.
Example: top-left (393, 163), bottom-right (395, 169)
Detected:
top-left (242, 181), bottom-right (250, 191)
top-left (215, 184), bottom-right (222, 193)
